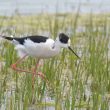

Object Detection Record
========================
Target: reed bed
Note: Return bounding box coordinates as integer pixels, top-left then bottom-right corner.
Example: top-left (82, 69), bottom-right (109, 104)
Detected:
top-left (0, 12), bottom-right (110, 110)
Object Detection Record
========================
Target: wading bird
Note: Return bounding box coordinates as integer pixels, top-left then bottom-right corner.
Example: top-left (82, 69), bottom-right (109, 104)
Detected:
top-left (1, 33), bottom-right (80, 85)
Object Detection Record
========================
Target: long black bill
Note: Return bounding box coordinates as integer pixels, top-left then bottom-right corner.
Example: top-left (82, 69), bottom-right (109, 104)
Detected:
top-left (68, 46), bottom-right (80, 59)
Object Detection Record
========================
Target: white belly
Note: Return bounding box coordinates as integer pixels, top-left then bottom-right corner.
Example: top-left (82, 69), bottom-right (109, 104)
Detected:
top-left (16, 38), bottom-right (60, 58)
top-left (26, 45), bottom-right (60, 58)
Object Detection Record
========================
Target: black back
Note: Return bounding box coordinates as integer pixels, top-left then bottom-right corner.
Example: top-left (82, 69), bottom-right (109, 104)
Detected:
top-left (14, 35), bottom-right (48, 44)
top-left (59, 33), bottom-right (69, 44)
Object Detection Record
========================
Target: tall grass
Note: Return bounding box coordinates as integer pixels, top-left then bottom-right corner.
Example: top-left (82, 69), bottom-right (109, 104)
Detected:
top-left (0, 12), bottom-right (110, 110)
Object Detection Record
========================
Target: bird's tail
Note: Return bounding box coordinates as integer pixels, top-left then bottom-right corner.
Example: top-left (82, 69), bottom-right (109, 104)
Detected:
top-left (1, 35), bottom-right (13, 41)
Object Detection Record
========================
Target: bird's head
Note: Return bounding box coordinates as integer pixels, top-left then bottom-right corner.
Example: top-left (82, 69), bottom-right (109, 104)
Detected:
top-left (55, 33), bottom-right (80, 59)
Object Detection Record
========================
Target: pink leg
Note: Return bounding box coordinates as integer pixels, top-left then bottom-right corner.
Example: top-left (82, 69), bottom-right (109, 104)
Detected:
top-left (11, 55), bottom-right (33, 74)
top-left (11, 56), bottom-right (49, 88)
top-left (32, 59), bottom-right (46, 81)
top-left (32, 59), bottom-right (49, 86)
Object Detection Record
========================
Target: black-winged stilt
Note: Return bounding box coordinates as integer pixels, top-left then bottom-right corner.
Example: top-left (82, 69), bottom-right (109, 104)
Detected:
top-left (1, 33), bottom-right (80, 85)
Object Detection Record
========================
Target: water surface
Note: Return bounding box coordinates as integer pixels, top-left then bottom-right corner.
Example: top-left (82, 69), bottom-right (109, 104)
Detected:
top-left (0, 0), bottom-right (110, 16)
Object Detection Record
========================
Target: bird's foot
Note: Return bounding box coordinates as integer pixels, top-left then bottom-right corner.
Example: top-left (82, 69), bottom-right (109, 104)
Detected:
top-left (37, 72), bottom-right (49, 84)
top-left (37, 72), bottom-right (45, 79)
top-left (11, 64), bottom-right (16, 70)
top-left (32, 72), bottom-right (46, 84)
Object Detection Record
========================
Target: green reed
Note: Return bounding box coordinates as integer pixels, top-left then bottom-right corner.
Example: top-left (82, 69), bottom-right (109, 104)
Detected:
top-left (0, 12), bottom-right (110, 110)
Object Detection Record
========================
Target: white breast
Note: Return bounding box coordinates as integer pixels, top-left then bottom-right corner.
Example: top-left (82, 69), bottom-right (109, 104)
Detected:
top-left (22, 38), bottom-right (61, 58)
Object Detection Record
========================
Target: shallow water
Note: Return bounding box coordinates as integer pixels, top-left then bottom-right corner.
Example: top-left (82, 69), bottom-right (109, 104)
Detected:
top-left (0, 13), bottom-right (110, 109)
top-left (0, 0), bottom-right (110, 16)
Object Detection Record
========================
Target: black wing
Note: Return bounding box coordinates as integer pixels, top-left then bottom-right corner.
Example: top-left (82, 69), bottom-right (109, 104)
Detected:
top-left (3, 35), bottom-right (49, 45)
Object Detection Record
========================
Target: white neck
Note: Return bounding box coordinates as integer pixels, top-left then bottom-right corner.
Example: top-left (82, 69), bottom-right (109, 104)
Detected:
top-left (53, 40), bottom-right (61, 49)
top-left (51, 41), bottom-right (61, 56)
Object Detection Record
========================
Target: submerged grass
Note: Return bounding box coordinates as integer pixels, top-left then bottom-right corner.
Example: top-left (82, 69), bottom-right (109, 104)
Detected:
top-left (0, 12), bottom-right (110, 110)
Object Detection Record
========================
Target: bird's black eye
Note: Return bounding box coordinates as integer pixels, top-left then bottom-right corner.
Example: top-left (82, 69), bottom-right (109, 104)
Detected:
top-left (59, 33), bottom-right (69, 44)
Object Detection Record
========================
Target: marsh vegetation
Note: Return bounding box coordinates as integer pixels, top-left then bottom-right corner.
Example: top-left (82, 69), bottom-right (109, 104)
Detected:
top-left (0, 12), bottom-right (110, 110)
